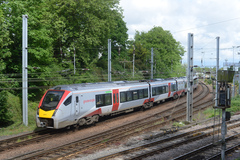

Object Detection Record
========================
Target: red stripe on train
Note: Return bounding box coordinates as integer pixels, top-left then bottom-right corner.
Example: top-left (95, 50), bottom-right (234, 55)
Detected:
top-left (143, 98), bottom-right (154, 104)
top-left (86, 108), bottom-right (102, 117)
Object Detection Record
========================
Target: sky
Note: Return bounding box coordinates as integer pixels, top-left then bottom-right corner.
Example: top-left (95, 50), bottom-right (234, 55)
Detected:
top-left (119, 0), bottom-right (240, 68)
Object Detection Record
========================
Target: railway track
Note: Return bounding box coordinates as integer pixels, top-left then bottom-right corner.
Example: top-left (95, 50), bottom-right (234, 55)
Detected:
top-left (0, 125), bottom-right (95, 155)
top-left (0, 129), bottom-right (56, 152)
top-left (97, 118), bottom-right (240, 160)
top-left (7, 82), bottom-right (213, 160)
top-left (172, 121), bottom-right (240, 160)
top-left (0, 82), bottom-right (203, 155)
top-left (0, 84), bottom-right (202, 153)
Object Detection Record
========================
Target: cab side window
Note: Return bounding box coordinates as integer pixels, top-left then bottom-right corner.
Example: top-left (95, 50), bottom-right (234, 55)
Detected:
top-left (63, 96), bottom-right (72, 106)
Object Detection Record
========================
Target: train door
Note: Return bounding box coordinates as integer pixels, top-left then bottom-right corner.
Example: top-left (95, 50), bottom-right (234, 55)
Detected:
top-left (112, 89), bottom-right (119, 111)
top-left (168, 83), bottom-right (171, 97)
top-left (74, 96), bottom-right (80, 116)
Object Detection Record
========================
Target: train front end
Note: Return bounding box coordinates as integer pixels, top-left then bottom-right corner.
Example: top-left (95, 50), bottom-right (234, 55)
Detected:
top-left (36, 90), bottom-right (71, 129)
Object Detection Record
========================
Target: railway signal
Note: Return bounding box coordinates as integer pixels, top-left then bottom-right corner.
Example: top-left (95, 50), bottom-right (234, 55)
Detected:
top-left (215, 70), bottom-right (234, 160)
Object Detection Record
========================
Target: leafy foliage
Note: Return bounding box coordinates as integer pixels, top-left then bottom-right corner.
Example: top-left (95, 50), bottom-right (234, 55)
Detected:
top-left (0, 0), bottom-right (128, 97)
top-left (227, 95), bottom-right (240, 115)
top-left (132, 27), bottom-right (185, 78)
top-left (0, 91), bottom-right (13, 126)
top-left (0, 0), bottom-right (188, 130)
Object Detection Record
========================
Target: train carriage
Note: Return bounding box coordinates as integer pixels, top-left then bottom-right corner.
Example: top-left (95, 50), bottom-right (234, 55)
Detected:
top-left (36, 81), bottom-right (152, 129)
top-left (36, 76), bottom-right (197, 129)
top-left (193, 76), bottom-right (199, 89)
top-left (148, 80), bottom-right (171, 104)
top-left (176, 77), bottom-right (187, 96)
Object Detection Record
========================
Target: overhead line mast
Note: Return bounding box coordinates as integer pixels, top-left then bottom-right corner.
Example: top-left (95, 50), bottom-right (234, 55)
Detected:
top-left (187, 33), bottom-right (194, 122)
top-left (22, 15), bottom-right (28, 126)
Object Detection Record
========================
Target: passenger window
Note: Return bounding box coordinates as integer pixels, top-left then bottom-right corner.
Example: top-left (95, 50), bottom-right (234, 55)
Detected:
top-left (105, 93), bottom-right (112, 105)
top-left (139, 90), bottom-right (143, 99)
top-left (63, 96), bottom-right (72, 106)
top-left (152, 87), bottom-right (156, 96)
top-left (159, 87), bottom-right (162, 94)
top-left (96, 95), bottom-right (104, 107)
top-left (127, 91), bottom-right (132, 101)
top-left (171, 84), bottom-right (176, 91)
top-left (156, 87), bottom-right (160, 95)
top-left (164, 86), bottom-right (167, 93)
top-left (120, 92), bottom-right (126, 102)
top-left (166, 86), bottom-right (169, 93)
top-left (133, 91), bottom-right (138, 100)
top-left (143, 89), bottom-right (148, 98)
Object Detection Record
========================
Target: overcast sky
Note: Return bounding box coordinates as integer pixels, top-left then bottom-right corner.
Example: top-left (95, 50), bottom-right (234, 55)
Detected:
top-left (119, 0), bottom-right (240, 68)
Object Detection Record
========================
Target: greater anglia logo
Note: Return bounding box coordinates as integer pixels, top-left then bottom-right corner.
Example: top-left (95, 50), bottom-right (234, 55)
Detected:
top-left (83, 99), bottom-right (95, 104)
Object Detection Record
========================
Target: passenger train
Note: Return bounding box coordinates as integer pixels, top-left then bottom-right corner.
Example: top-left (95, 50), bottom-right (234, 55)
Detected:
top-left (36, 77), bottom-right (198, 129)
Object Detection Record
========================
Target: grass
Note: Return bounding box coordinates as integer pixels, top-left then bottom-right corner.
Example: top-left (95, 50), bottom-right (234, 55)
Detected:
top-left (16, 135), bottom-right (33, 143)
top-left (203, 94), bottom-right (240, 119)
top-left (172, 122), bottom-right (185, 127)
top-left (172, 94), bottom-right (240, 128)
top-left (101, 139), bottom-right (109, 143)
top-left (0, 123), bottom-right (37, 137)
top-left (0, 92), bottom-right (39, 137)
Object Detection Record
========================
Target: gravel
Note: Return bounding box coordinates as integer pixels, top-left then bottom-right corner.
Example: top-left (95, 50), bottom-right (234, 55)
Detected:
top-left (73, 114), bottom-right (240, 160)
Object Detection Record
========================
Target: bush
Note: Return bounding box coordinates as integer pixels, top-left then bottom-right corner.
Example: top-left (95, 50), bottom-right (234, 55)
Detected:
top-left (0, 91), bottom-right (13, 126)
top-left (227, 95), bottom-right (240, 115)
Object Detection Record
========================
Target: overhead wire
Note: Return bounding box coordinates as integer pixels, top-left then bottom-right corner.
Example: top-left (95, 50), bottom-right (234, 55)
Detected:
top-left (173, 17), bottom-right (240, 34)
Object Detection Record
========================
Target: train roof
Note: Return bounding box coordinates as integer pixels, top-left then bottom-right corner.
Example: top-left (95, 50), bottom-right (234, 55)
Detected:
top-left (50, 76), bottom-right (197, 92)
top-left (51, 81), bottom-right (149, 92)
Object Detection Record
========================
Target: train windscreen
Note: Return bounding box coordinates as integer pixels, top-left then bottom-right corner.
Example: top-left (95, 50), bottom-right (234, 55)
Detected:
top-left (41, 91), bottom-right (64, 110)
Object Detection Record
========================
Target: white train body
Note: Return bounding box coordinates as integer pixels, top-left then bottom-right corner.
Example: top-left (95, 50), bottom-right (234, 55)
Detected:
top-left (36, 77), bottom-right (198, 129)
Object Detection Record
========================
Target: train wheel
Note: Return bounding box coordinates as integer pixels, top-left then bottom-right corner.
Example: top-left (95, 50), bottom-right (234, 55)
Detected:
top-left (78, 118), bottom-right (86, 126)
top-left (92, 115), bottom-right (99, 123)
top-left (181, 92), bottom-right (186, 96)
top-left (173, 94), bottom-right (178, 100)
top-left (142, 103), bottom-right (148, 110)
top-left (150, 102), bottom-right (153, 108)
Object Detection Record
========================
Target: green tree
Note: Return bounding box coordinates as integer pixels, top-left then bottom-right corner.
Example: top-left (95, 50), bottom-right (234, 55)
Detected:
top-left (97, 10), bottom-right (129, 71)
top-left (0, 6), bottom-right (12, 72)
top-left (0, 0), bottom-right (60, 98)
top-left (133, 27), bottom-right (185, 78)
top-left (0, 0), bottom-right (129, 98)
top-left (45, 0), bottom-right (126, 70)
